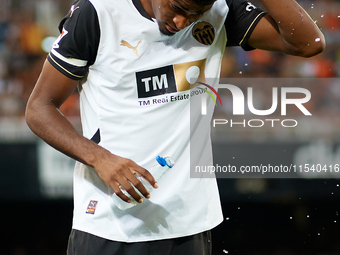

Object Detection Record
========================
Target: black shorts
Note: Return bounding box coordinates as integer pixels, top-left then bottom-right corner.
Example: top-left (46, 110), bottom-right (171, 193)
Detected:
top-left (67, 229), bottom-right (212, 255)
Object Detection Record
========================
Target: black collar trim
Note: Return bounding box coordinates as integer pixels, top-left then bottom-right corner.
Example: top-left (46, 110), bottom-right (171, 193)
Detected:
top-left (132, 0), bottom-right (153, 21)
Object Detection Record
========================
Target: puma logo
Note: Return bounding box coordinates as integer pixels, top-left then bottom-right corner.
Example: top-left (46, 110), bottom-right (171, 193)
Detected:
top-left (120, 40), bottom-right (142, 57)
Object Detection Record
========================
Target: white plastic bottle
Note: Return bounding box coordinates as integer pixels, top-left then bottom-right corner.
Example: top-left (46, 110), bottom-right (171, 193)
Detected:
top-left (112, 156), bottom-right (174, 210)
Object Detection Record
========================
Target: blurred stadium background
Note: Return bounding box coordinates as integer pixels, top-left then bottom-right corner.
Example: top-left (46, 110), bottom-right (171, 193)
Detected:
top-left (0, 0), bottom-right (340, 254)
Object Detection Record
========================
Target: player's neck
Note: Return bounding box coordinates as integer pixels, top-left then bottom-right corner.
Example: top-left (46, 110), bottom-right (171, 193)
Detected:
top-left (140, 0), bottom-right (155, 18)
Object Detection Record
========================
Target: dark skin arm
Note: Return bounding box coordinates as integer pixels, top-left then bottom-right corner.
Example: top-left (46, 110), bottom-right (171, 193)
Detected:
top-left (25, 60), bottom-right (157, 204)
top-left (248, 0), bottom-right (325, 57)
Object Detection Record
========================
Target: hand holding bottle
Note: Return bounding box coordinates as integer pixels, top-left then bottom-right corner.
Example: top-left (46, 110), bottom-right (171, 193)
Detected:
top-left (112, 156), bottom-right (174, 210)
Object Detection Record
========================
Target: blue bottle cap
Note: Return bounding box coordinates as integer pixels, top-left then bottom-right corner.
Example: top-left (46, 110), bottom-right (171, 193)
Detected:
top-left (156, 156), bottom-right (174, 168)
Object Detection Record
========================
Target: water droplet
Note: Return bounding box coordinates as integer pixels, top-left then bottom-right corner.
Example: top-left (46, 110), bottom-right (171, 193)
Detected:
top-left (223, 250), bottom-right (229, 254)
top-left (337, 184), bottom-right (339, 187)
top-left (290, 217), bottom-right (293, 220)
top-left (307, 215), bottom-right (310, 218)
top-left (238, 207), bottom-right (241, 210)
top-left (334, 220), bottom-right (337, 223)
top-left (226, 217), bottom-right (230, 220)
top-left (244, 63), bottom-right (248, 66)
top-left (318, 233), bottom-right (320, 236)
top-left (232, 157), bottom-right (235, 159)
top-left (239, 71), bottom-right (243, 75)
top-left (331, 192), bottom-right (334, 195)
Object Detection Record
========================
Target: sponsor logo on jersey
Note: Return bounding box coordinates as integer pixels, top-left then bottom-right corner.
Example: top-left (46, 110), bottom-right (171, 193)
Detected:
top-left (192, 22), bottom-right (215, 45)
top-left (136, 59), bottom-right (206, 98)
top-left (121, 40), bottom-right (142, 57)
top-left (86, 200), bottom-right (98, 214)
top-left (52, 28), bottom-right (68, 49)
top-left (246, 2), bottom-right (257, 12)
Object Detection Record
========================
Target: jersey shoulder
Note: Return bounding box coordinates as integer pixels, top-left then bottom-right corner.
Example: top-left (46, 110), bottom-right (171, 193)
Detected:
top-left (224, 0), bottom-right (267, 50)
top-left (48, 0), bottom-right (100, 80)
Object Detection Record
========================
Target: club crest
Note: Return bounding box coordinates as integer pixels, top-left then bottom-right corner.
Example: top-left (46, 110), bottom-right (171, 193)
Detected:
top-left (192, 22), bottom-right (215, 45)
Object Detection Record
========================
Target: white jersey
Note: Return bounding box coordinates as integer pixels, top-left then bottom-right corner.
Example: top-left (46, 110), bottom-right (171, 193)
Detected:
top-left (48, 0), bottom-right (265, 242)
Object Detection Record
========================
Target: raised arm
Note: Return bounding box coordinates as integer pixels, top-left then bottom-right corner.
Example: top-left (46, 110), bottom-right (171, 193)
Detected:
top-left (248, 0), bottom-right (325, 57)
top-left (25, 60), bottom-right (157, 203)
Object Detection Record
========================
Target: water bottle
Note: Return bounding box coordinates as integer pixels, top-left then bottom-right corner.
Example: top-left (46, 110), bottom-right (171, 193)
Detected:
top-left (112, 156), bottom-right (174, 210)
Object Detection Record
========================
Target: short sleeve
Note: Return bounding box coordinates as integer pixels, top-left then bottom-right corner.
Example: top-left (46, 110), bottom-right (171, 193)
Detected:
top-left (47, 0), bottom-right (100, 80)
top-left (225, 0), bottom-right (267, 51)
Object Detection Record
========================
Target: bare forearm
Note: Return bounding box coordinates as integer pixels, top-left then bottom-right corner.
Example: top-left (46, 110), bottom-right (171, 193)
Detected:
top-left (250, 0), bottom-right (325, 57)
top-left (26, 93), bottom-right (156, 203)
top-left (263, 0), bottom-right (324, 55)
top-left (25, 102), bottom-right (106, 168)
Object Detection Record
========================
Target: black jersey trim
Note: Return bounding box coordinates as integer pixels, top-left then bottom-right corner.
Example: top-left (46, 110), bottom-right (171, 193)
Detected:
top-left (90, 129), bottom-right (101, 144)
top-left (132, 0), bottom-right (153, 21)
top-left (48, 53), bottom-right (85, 80)
top-left (239, 11), bottom-right (266, 48)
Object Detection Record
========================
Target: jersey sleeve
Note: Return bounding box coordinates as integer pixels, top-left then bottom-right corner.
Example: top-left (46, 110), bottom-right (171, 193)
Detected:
top-left (225, 0), bottom-right (267, 51)
top-left (47, 0), bottom-right (100, 80)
